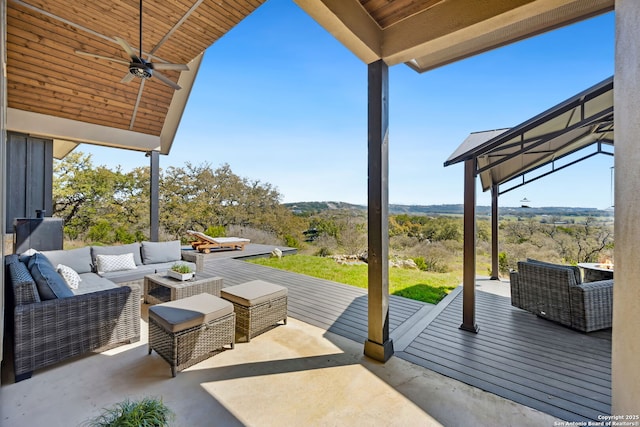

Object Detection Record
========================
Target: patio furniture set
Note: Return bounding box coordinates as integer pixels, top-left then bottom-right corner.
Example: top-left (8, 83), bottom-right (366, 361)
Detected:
top-left (147, 277), bottom-right (288, 376)
top-left (4, 240), bottom-right (201, 381)
top-left (509, 259), bottom-right (613, 332)
top-left (4, 239), bottom-right (287, 380)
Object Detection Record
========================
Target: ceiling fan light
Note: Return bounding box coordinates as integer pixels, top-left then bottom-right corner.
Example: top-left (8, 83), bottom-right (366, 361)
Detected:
top-left (129, 64), bottom-right (152, 79)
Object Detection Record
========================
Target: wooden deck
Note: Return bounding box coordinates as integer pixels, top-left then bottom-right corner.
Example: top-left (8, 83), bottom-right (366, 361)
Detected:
top-left (202, 258), bottom-right (430, 343)
top-left (203, 258), bottom-right (612, 422)
top-left (398, 287), bottom-right (612, 422)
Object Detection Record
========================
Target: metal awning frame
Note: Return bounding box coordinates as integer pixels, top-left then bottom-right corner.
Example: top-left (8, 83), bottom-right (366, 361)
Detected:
top-left (498, 139), bottom-right (613, 195)
top-left (446, 77), bottom-right (614, 166)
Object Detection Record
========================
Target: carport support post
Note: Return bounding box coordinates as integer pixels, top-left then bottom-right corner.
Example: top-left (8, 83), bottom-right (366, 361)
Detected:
top-left (149, 150), bottom-right (159, 242)
top-left (490, 183), bottom-right (499, 280)
top-left (460, 158), bottom-right (479, 333)
top-left (364, 59), bottom-right (394, 362)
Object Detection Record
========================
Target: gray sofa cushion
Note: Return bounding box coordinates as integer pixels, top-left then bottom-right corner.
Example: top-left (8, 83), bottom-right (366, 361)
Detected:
top-left (99, 261), bottom-right (196, 283)
top-left (74, 273), bottom-right (118, 295)
top-left (141, 240), bottom-right (181, 264)
top-left (28, 253), bottom-right (74, 300)
top-left (40, 247), bottom-right (93, 274)
top-left (92, 243), bottom-right (143, 266)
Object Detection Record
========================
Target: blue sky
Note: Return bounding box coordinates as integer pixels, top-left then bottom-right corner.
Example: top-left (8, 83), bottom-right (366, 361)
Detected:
top-left (82, 1), bottom-right (615, 209)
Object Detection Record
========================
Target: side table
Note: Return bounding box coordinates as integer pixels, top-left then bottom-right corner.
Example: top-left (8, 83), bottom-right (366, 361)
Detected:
top-left (144, 273), bottom-right (223, 304)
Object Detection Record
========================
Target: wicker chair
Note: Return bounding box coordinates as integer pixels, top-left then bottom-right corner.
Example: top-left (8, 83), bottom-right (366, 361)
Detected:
top-left (509, 260), bottom-right (613, 332)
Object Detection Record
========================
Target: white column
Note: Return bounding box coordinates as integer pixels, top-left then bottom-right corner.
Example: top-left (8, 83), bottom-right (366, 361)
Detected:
top-left (613, 0), bottom-right (640, 413)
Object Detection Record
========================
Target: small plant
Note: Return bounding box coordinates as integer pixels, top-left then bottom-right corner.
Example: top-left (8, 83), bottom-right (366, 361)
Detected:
top-left (170, 263), bottom-right (193, 274)
top-left (85, 396), bottom-right (174, 427)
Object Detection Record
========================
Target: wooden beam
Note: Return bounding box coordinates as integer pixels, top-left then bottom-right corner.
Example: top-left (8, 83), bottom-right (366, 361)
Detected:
top-left (383, 0), bottom-right (613, 68)
top-left (460, 158), bottom-right (479, 333)
top-left (490, 183), bottom-right (499, 280)
top-left (364, 59), bottom-right (393, 362)
top-left (293, 0), bottom-right (381, 64)
top-left (7, 108), bottom-right (161, 152)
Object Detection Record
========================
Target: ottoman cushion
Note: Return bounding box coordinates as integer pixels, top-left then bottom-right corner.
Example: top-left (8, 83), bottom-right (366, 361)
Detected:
top-left (149, 293), bottom-right (233, 333)
top-left (221, 280), bottom-right (287, 306)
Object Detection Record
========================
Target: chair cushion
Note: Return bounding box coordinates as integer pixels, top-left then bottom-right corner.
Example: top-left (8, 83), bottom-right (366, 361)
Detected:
top-left (149, 293), bottom-right (234, 333)
top-left (221, 280), bottom-right (288, 306)
top-left (141, 240), bottom-right (181, 264)
top-left (28, 253), bottom-right (74, 300)
top-left (96, 253), bottom-right (138, 274)
top-left (40, 246), bottom-right (93, 274)
top-left (92, 243), bottom-right (143, 266)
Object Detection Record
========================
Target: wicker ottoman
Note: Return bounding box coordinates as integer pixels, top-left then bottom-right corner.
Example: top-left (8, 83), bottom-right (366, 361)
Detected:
top-left (220, 280), bottom-right (288, 342)
top-left (148, 293), bottom-right (235, 377)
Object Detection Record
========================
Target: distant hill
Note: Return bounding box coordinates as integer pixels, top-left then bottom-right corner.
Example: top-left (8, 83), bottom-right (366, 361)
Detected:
top-left (284, 201), bottom-right (613, 218)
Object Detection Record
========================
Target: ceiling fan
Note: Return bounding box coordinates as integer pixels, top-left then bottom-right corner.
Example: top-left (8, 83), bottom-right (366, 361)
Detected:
top-left (75, 0), bottom-right (189, 90)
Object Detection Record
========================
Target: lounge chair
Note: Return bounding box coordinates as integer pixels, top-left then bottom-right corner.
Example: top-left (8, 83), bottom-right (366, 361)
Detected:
top-left (186, 230), bottom-right (250, 253)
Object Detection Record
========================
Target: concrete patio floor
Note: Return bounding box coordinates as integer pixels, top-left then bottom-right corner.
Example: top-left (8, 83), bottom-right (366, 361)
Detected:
top-left (0, 303), bottom-right (560, 427)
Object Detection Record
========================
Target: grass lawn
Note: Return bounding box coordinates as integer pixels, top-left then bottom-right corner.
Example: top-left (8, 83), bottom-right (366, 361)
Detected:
top-left (248, 254), bottom-right (460, 304)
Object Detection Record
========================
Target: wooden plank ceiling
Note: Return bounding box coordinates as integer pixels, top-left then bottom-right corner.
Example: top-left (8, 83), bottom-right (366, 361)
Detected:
top-left (6, 0), bottom-right (264, 149)
top-left (5, 0), bottom-right (614, 156)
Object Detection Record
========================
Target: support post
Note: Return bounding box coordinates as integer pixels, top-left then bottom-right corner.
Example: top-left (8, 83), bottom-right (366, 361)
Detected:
top-left (1, 0), bottom-right (7, 362)
top-left (149, 150), bottom-right (159, 242)
top-left (490, 183), bottom-right (499, 280)
top-left (364, 59), bottom-right (394, 362)
top-left (460, 158), bottom-right (478, 333)
top-left (612, 0), bottom-right (640, 413)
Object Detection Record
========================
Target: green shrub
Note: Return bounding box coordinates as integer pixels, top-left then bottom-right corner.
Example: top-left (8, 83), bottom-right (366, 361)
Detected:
top-left (114, 227), bottom-right (136, 244)
top-left (498, 251), bottom-right (509, 274)
top-left (88, 220), bottom-right (113, 243)
top-left (205, 225), bottom-right (226, 238)
top-left (315, 247), bottom-right (332, 257)
top-left (85, 397), bottom-right (174, 427)
top-left (283, 234), bottom-right (300, 248)
top-left (413, 256), bottom-right (428, 271)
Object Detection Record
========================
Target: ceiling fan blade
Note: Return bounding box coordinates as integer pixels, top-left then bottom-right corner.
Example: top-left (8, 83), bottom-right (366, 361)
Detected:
top-left (151, 63), bottom-right (189, 71)
top-left (114, 36), bottom-right (140, 61)
top-left (121, 72), bottom-right (135, 83)
top-left (74, 50), bottom-right (130, 66)
top-left (153, 71), bottom-right (181, 90)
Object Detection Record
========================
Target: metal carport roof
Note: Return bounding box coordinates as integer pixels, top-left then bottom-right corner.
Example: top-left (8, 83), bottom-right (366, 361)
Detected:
top-left (445, 76), bottom-right (614, 194)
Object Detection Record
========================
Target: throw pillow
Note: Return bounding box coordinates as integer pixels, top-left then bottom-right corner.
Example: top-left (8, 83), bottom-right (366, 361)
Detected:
top-left (28, 253), bottom-right (74, 300)
top-left (57, 264), bottom-right (82, 289)
top-left (96, 253), bottom-right (138, 274)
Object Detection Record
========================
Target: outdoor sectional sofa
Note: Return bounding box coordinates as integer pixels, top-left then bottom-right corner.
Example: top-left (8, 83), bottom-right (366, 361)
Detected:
top-left (4, 240), bottom-right (203, 382)
top-left (509, 259), bottom-right (613, 332)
